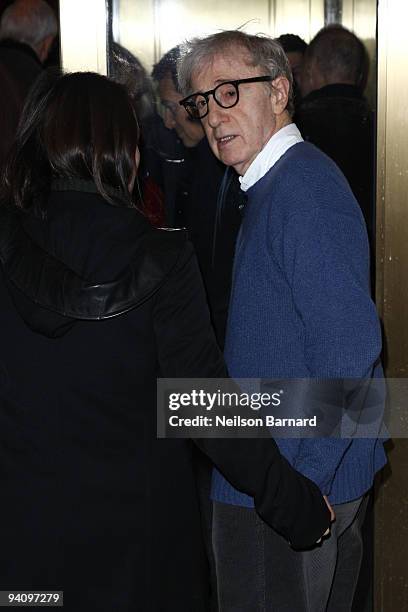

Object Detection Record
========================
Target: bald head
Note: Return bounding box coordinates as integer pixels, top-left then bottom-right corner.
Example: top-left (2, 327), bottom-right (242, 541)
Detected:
top-left (0, 0), bottom-right (58, 62)
top-left (301, 26), bottom-right (368, 96)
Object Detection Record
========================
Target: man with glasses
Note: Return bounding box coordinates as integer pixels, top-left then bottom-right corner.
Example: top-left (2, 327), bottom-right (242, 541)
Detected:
top-left (178, 30), bottom-right (386, 612)
top-left (154, 46), bottom-right (205, 150)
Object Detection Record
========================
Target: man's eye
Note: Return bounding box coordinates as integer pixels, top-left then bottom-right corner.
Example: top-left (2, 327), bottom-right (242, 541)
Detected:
top-left (219, 84), bottom-right (236, 96)
top-left (217, 85), bottom-right (237, 104)
top-left (196, 98), bottom-right (207, 109)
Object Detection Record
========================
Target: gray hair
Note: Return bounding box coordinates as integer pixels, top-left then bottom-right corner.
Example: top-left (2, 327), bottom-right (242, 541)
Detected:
top-left (0, 0), bottom-right (58, 51)
top-left (178, 30), bottom-right (294, 116)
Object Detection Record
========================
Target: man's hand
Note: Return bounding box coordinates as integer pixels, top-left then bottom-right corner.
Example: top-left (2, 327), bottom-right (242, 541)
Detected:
top-left (324, 495), bottom-right (336, 522)
top-left (316, 496), bottom-right (335, 543)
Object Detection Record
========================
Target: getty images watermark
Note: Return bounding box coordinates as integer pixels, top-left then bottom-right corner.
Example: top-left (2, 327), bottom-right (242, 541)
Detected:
top-left (166, 388), bottom-right (316, 429)
top-left (157, 378), bottom-right (390, 439)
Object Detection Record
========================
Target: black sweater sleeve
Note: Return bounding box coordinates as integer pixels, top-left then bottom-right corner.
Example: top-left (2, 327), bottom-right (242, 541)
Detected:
top-left (153, 240), bottom-right (330, 549)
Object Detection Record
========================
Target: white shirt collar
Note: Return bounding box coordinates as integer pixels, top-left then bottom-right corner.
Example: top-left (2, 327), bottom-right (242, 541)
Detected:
top-left (239, 123), bottom-right (303, 192)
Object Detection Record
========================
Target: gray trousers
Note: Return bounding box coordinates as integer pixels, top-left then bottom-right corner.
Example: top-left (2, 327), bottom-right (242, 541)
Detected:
top-left (212, 495), bottom-right (368, 612)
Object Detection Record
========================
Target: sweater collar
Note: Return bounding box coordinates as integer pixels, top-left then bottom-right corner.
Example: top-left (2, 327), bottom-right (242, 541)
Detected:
top-left (239, 123), bottom-right (303, 193)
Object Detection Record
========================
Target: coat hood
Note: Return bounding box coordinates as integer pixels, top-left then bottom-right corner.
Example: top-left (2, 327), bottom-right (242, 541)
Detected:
top-left (0, 180), bottom-right (186, 337)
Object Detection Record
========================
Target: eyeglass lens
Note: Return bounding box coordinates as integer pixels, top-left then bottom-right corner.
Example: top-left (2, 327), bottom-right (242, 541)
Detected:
top-left (188, 82), bottom-right (239, 118)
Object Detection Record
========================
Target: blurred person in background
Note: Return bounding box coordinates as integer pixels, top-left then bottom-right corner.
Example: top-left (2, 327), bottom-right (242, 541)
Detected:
top-left (152, 46), bottom-right (244, 609)
top-left (109, 41), bottom-right (166, 226)
top-left (109, 41), bottom-right (156, 125)
top-left (0, 61), bottom-right (25, 167)
top-left (296, 25), bottom-right (374, 244)
top-left (151, 45), bottom-right (216, 229)
top-left (152, 44), bottom-right (244, 349)
top-left (0, 0), bottom-right (57, 67)
top-left (276, 33), bottom-right (307, 109)
top-left (0, 0), bottom-right (57, 166)
top-left (0, 69), bottom-right (330, 611)
top-left (154, 45), bottom-right (204, 150)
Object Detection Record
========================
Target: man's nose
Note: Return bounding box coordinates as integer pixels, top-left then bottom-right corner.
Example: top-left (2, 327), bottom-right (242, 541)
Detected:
top-left (206, 97), bottom-right (228, 128)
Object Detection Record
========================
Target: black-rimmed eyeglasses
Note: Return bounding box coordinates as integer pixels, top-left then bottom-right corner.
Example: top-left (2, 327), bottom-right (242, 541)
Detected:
top-left (179, 76), bottom-right (274, 120)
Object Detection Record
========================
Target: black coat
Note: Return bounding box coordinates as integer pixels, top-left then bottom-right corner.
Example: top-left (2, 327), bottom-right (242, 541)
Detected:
top-left (141, 132), bottom-right (241, 349)
top-left (0, 40), bottom-right (42, 167)
top-left (0, 181), bottom-right (330, 611)
top-left (295, 84), bottom-right (375, 243)
top-left (0, 39), bottom-right (42, 93)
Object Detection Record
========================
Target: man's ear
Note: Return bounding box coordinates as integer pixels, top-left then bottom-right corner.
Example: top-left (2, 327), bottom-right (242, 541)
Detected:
top-left (35, 35), bottom-right (55, 63)
top-left (270, 76), bottom-right (290, 115)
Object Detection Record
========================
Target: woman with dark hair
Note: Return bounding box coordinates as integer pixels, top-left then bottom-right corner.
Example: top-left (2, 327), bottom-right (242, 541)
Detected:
top-left (0, 71), bottom-right (330, 611)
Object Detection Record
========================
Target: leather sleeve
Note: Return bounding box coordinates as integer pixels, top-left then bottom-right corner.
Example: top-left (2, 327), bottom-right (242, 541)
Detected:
top-left (194, 437), bottom-right (331, 549)
top-left (153, 241), bottom-right (331, 549)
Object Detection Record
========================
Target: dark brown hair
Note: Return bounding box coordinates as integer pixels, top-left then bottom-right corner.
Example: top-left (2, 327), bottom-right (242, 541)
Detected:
top-left (2, 70), bottom-right (140, 208)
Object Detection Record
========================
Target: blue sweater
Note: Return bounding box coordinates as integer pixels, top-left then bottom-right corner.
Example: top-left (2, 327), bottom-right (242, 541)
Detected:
top-left (212, 142), bottom-right (386, 507)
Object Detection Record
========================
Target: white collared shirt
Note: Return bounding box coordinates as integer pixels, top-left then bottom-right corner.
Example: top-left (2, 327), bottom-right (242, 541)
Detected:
top-left (239, 123), bottom-right (303, 192)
